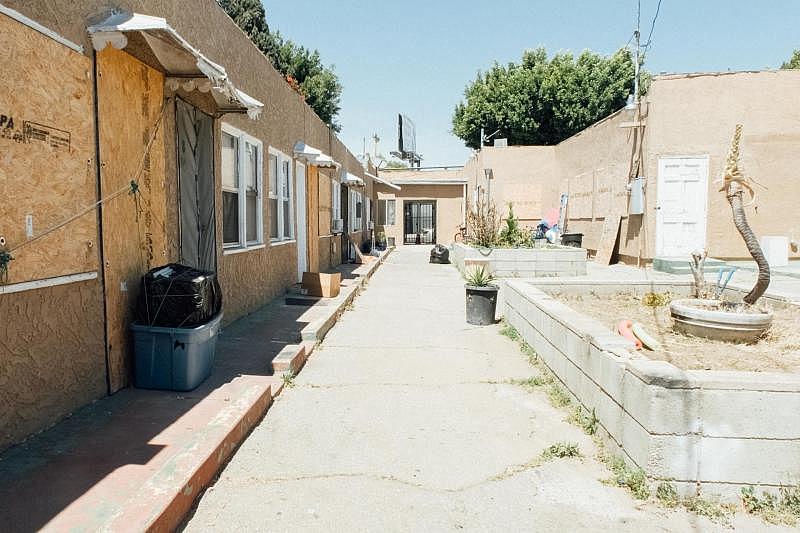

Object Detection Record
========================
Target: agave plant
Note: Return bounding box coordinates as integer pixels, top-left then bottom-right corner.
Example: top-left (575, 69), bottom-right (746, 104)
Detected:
top-left (464, 265), bottom-right (495, 287)
top-left (721, 125), bottom-right (769, 305)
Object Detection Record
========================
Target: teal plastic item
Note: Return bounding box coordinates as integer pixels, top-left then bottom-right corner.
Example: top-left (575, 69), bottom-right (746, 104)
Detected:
top-left (131, 313), bottom-right (222, 391)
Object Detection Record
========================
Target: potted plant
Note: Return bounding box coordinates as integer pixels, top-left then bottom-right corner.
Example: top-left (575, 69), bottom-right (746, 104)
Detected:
top-left (464, 265), bottom-right (498, 325)
top-left (670, 125), bottom-right (773, 342)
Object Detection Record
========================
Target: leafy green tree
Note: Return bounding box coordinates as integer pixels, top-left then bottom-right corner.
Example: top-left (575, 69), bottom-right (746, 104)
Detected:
top-left (781, 50), bottom-right (800, 69)
top-left (453, 47), bottom-right (636, 148)
top-left (218, 0), bottom-right (342, 131)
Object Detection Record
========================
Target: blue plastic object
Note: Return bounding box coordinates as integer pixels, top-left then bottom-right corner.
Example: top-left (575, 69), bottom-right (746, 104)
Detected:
top-left (131, 313), bottom-right (222, 391)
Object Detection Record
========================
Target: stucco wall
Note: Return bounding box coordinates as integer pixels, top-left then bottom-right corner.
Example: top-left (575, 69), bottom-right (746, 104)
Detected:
top-left (9, 0), bottom-right (373, 323)
top-left (0, 280), bottom-right (106, 452)
top-left (375, 183), bottom-right (465, 246)
top-left (457, 71), bottom-right (800, 263)
top-left (645, 71), bottom-right (800, 260)
top-left (555, 109), bottom-right (644, 260)
top-left (464, 146), bottom-right (559, 225)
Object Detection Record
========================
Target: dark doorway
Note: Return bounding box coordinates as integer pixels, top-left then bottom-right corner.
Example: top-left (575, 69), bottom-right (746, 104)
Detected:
top-left (340, 183), bottom-right (349, 263)
top-left (177, 99), bottom-right (216, 271)
top-left (403, 201), bottom-right (436, 245)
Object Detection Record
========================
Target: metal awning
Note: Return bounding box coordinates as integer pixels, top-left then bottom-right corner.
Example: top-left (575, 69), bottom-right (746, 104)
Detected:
top-left (88, 12), bottom-right (263, 119)
top-left (293, 141), bottom-right (340, 168)
top-left (342, 172), bottom-right (365, 187)
top-left (365, 171), bottom-right (401, 191)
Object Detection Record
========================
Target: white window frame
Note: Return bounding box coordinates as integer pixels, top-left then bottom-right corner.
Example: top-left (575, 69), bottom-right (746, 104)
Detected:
top-left (350, 189), bottom-right (363, 232)
top-left (268, 147), bottom-right (295, 243)
top-left (380, 198), bottom-right (396, 225)
top-left (331, 176), bottom-right (342, 233)
top-left (222, 123), bottom-right (264, 251)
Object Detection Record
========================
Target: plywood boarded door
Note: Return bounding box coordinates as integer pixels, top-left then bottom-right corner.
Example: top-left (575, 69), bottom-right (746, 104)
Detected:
top-left (656, 156), bottom-right (709, 258)
top-left (97, 48), bottom-right (167, 392)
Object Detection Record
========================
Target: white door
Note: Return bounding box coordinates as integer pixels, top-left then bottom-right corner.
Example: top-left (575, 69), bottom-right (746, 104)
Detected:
top-left (656, 156), bottom-right (709, 257)
top-left (295, 162), bottom-right (308, 281)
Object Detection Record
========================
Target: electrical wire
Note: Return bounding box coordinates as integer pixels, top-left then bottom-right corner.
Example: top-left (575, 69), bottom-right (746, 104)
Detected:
top-left (642, 0), bottom-right (664, 54)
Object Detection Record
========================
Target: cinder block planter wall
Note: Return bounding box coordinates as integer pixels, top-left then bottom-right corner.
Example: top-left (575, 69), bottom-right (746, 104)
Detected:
top-left (451, 243), bottom-right (587, 277)
top-left (502, 279), bottom-right (800, 501)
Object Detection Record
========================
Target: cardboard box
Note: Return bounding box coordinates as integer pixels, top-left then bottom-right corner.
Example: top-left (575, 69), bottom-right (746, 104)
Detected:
top-left (302, 272), bottom-right (341, 298)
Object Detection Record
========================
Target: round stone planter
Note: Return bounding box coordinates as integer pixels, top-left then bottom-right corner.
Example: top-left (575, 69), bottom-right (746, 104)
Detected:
top-left (465, 284), bottom-right (499, 326)
top-left (670, 298), bottom-right (773, 343)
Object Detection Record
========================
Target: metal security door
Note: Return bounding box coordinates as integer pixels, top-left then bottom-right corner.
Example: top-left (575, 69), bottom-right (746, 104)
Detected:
top-left (403, 201), bottom-right (436, 244)
top-left (656, 156), bottom-right (709, 257)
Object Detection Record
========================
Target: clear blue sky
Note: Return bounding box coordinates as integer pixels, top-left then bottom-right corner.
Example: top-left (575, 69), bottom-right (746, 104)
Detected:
top-left (262, 1), bottom-right (799, 166)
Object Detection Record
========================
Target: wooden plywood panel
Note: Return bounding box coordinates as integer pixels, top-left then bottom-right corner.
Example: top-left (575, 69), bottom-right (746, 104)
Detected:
top-left (0, 13), bottom-right (98, 284)
top-left (97, 48), bottom-right (168, 392)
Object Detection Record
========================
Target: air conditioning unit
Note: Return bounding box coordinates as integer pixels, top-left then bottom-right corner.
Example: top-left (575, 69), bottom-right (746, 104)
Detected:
top-left (368, 221), bottom-right (374, 230)
top-left (332, 218), bottom-right (344, 234)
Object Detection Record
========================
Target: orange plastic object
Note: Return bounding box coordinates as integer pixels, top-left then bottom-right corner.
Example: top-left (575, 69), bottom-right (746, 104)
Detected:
top-left (617, 319), bottom-right (642, 350)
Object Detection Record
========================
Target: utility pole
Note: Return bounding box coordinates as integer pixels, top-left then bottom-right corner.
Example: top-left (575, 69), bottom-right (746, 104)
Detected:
top-left (634, 0), bottom-right (641, 105)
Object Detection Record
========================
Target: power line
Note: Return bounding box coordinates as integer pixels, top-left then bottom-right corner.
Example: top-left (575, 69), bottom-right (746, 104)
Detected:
top-left (642, 0), bottom-right (664, 54)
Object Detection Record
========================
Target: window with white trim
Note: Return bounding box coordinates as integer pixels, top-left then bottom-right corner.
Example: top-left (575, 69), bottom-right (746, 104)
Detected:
top-left (331, 177), bottom-right (342, 233)
top-left (378, 199), bottom-right (396, 225)
top-left (350, 189), bottom-right (363, 232)
top-left (222, 125), bottom-right (263, 249)
top-left (268, 148), bottom-right (294, 241)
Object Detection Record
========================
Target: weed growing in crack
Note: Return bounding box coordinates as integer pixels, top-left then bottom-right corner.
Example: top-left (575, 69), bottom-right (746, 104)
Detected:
top-left (546, 382), bottom-right (572, 408)
top-left (682, 496), bottom-right (736, 524)
top-left (601, 454), bottom-right (650, 500)
top-left (509, 375), bottom-right (549, 388)
top-left (541, 442), bottom-right (582, 460)
top-left (567, 406), bottom-right (598, 436)
top-left (281, 371), bottom-right (296, 388)
top-left (742, 485), bottom-right (800, 526)
top-left (655, 481), bottom-right (680, 508)
top-left (499, 323), bottom-right (520, 341)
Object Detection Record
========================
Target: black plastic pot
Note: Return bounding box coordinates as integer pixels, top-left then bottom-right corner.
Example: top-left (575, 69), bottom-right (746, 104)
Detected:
top-left (561, 233), bottom-right (583, 248)
top-left (465, 284), bottom-right (499, 325)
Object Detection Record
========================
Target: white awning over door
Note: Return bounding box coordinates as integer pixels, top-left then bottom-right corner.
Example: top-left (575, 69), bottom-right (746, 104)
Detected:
top-left (292, 141), bottom-right (340, 168)
top-left (88, 12), bottom-right (263, 119)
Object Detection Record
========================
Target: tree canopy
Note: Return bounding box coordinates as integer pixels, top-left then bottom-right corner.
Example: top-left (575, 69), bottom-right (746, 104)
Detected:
top-left (452, 47), bottom-right (636, 148)
top-left (782, 50), bottom-right (800, 69)
top-left (218, 0), bottom-right (342, 131)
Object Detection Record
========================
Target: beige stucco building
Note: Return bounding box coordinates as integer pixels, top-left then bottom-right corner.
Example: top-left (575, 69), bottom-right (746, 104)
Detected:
top-left (0, 1), bottom-right (376, 451)
top-left (374, 168), bottom-right (467, 247)
top-left (465, 70), bottom-right (800, 263)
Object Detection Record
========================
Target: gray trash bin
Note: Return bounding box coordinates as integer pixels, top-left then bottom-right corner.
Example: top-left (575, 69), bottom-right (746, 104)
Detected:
top-left (131, 313), bottom-right (222, 391)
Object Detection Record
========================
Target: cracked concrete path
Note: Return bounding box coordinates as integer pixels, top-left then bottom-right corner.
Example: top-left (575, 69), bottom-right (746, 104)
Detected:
top-left (185, 247), bottom-right (783, 532)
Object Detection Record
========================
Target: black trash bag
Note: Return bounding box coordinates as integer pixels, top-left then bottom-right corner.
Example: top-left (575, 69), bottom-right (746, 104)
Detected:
top-left (430, 244), bottom-right (450, 264)
top-left (137, 263), bottom-right (222, 327)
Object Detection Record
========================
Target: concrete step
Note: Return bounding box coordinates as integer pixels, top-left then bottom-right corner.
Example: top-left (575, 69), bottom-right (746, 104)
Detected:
top-left (285, 294), bottom-right (323, 306)
top-left (653, 256), bottom-right (727, 274)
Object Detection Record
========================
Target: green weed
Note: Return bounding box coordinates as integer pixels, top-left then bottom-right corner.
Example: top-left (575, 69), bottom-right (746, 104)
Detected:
top-left (741, 485), bottom-right (800, 526)
top-left (602, 454), bottom-right (650, 500)
top-left (655, 481), bottom-right (680, 508)
top-left (281, 371), bottom-right (295, 388)
top-left (541, 441), bottom-right (582, 460)
top-left (682, 496), bottom-right (736, 524)
top-left (568, 406), bottom-right (599, 436)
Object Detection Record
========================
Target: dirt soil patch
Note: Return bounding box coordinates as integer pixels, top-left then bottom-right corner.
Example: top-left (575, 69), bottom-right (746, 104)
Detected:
top-left (554, 292), bottom-right (800, 373)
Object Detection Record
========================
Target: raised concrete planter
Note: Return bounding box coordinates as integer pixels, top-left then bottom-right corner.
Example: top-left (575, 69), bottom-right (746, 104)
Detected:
top-left (502, 278), bottom-right (800, 501)
top-left (451, 242), bottom-right (587, 278)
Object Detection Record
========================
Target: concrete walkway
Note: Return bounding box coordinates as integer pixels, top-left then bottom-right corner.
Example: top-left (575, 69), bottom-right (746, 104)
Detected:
top-left (185, 246), bottom-right (781, 532)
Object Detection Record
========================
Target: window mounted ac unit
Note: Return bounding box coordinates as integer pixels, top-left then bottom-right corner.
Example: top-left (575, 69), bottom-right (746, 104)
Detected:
top-left (368, 221), bottom-right (374, 230)
top-left (332, 218), bottom-right (344, 234)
